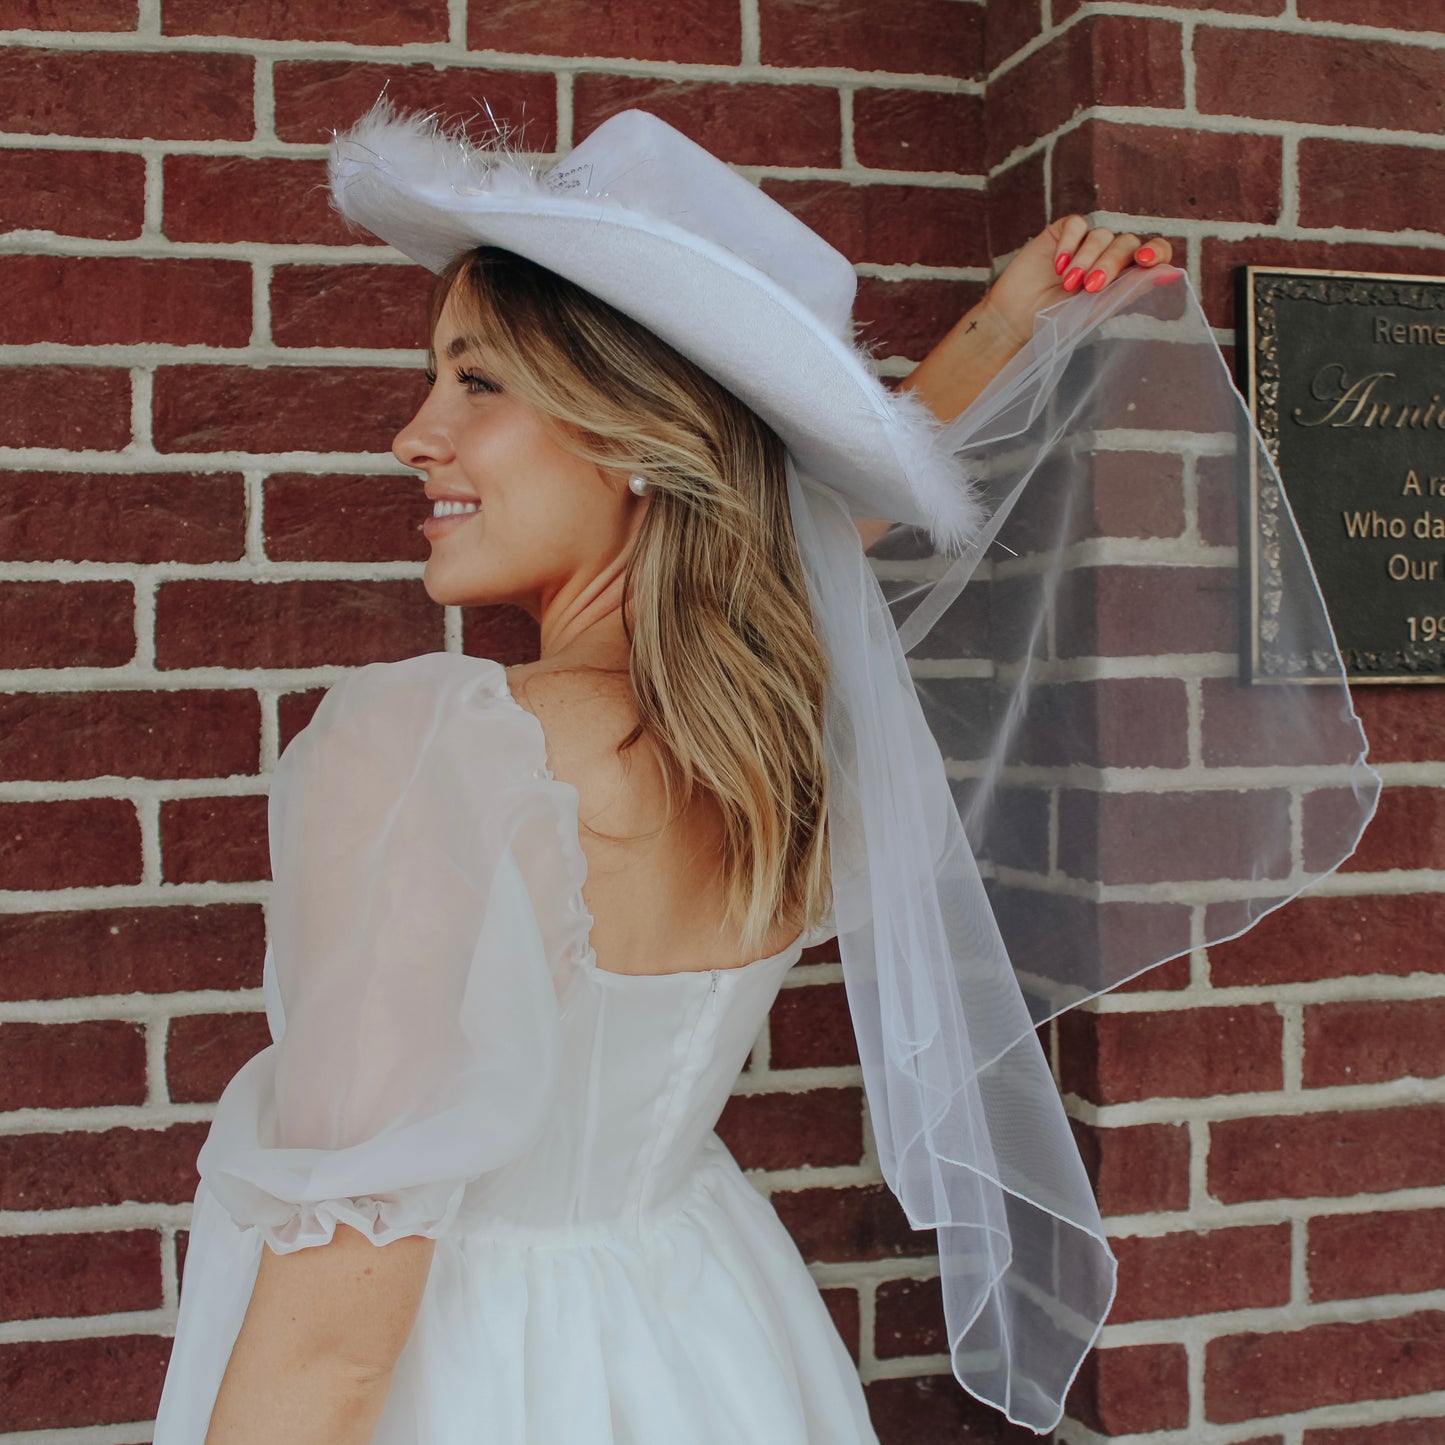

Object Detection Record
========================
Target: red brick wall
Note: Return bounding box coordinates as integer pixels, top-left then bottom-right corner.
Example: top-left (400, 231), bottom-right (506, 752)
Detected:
top-left (0, 2), bottom-right (1440, 1442)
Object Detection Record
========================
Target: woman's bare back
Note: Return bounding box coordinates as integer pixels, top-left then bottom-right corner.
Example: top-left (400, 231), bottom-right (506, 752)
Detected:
top-left (505, 662), bottom-right (802, 977)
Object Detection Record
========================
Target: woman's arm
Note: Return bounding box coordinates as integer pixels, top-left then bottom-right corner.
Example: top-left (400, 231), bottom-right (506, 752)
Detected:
top-left (204, 1226), bottom-right (435, 1444)
top-left (854, 221), bottom-right (1177, 553)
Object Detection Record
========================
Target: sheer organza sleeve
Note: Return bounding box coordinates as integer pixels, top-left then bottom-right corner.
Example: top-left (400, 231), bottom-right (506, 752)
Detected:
top-left (196, 654), bottom-right (567, 1254)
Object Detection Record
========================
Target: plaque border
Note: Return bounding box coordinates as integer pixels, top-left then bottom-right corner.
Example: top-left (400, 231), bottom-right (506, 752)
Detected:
top-left (1240, 263), bottom-right (1445, 687)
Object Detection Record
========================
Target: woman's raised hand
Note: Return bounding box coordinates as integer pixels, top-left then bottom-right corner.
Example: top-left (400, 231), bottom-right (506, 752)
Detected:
top-left (983, 216), bottom-right (1179, 349)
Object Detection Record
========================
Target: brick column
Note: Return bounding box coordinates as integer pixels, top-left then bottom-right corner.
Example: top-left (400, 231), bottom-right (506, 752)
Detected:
top-left (978, 5), bottom-right (1445, 1443)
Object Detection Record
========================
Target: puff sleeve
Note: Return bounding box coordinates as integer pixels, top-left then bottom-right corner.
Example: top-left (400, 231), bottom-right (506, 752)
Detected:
top-left (196, 655), bottom-right (566, 1254)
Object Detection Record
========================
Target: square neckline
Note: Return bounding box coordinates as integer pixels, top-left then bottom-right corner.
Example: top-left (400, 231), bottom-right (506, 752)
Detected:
top-left (490, 658), bottom-right (806, 985)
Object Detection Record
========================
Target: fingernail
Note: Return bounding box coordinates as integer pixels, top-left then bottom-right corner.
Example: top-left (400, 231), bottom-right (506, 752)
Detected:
top-left (1136, 246), bottom-right (1156, 264)
top-left (1062, 266), bottom-right (1084, 292)
top-left (1083, 269), bottom-right (1106, 293)
top-left (1153, 267), bottom-right (1184, 286)
top-left (1054, 252), bottom-right (1072, 276)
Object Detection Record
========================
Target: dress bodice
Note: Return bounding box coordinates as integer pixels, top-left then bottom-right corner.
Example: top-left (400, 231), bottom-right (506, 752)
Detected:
top-left (458, 938), bottom-right (805, 1235)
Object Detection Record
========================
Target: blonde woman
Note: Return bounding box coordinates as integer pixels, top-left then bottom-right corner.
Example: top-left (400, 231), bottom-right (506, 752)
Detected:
top-left (151, 100), bottom-right (1296, 1445)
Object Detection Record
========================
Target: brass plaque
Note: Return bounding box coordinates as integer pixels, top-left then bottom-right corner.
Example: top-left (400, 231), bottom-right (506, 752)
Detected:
top-left (1240, 265), bottom-right (1445, 684)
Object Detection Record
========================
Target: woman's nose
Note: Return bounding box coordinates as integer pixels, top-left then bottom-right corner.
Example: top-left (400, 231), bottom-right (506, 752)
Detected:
top-left (392, 399), bottom-right (450, 472)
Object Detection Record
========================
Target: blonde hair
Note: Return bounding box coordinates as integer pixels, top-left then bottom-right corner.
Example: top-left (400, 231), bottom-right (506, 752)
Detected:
top-left (428, 246), bottom-right (833, 957)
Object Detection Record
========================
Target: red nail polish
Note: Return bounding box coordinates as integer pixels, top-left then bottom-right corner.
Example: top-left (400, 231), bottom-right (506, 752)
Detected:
top-left (1062, 266), bottom-right (1084, 291)
top-left (1054, 252), bottom-right (1071, 276)
top-left (1136, 246), bottom-right (1156, 264)
top-left (1084, 269), bottom-right (1106, 293)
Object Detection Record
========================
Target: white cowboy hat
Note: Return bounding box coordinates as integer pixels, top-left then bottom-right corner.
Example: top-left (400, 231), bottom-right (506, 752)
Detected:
top-left (327, 95), bottom-right (983, 556)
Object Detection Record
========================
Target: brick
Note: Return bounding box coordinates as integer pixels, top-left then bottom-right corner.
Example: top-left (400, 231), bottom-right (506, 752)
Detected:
top-left (1310, 1208), bottom-right (1445, 1303)
top-left (875, 1274), bottom-right (945, 1357)
top-left (1201, 238), bottom-right (1445, 332)
top-left (1016, 678), bottom-right (1189, 770)
top-left (1056, 564), bottom-right (1237, 657)
top-left (0, 0), bottom-right (137, 26)
top-left (987, 149), bottom-right (1047, 260)
top-left (277, 688), bottom-right (327, 752)
top-left (758, 0), bottom-right (982, 79)
top-left (771, 1183), bottom-right (935, 1264)
top-left (274, 62), bottom-right (557, 149)
top-left (0, 1335), bottom-right (170, 1432)
top-left (0, 472), bottom-right (245, 564)
top-left (1209, 892), bottom-right (1445, 986)
top-left (1066, 1343), bottom-right (1190, 1434)
top-left (1196, 452), bottom-right (1239, 548)
top-left (1058, 788), bottom-right (1291, 886)
top-left (573, 77), bottom-right (839, 169)
top-left (1070, 1120), bottom-right (1191, 1215)
top-left (1305, 1417), bottom-right (1445, 1445)
top-left (1111, 1225), bottom-right (1290, 1323)
top-left (460, 603), bottom-right (542, 664)
top-left (0, 1230), bottom-right (160, 1324)
top-left (1324, 786), bottom-right (1445, 874)
top-left (1115, 954), bottom-right (1192, 993)
top-left (854, 276), bottom-right (983, 363)
top-left (760, 179), bottom-right (988, 269)
top-left (716, 1087), bottom-right (863, 1170)
top-left (0, 904), bottom-right (264, 1001)
top-left (156, 579), bottom-right (442, 670)
top-left (0, 582), bottom-right (133, 667)
top-left (159, 795), bottom-right (270, 884)
top-left (987, 16), bottom-right (1183, 170)
top-left (1298, 0), bottom-right (1442, 28)
top-left (997, 451), bottom-right (1187, 555)
top-left (0, 1021), bottom-right (146, 1109)
top-left (0, 799), bottom-right (141, 891)
top-left (870, 1377), bottom-right (1039, 1443)
top-left (1202, 673), bottom-right (1384, 768)
top-left (1053, 120), bottom-right (1281, 226)
top-left (1060, 1006), bottom-right (1281, 1104)
top-left (1306, 999), bottom-right (1445, 1088)
top-left (986, 888), bottom-right (1194, 993)
top-left (0, 47), bottom-right (252, 140)
top-left (984, 0), bottom-right (1042, 70)
top-left (1206, 1311), bottom-right (1445, 1424)
top-left (1197, 26), bottom-right (1445, 133)
top-left (167, 1010), bottom-right (272, 1103)
top-left (469, 0), bottom-right (736, 63)
top-left (819, 1287), bottom-right (859, 1364)
top-left (1209, 1105), bottom-right (1445, 1203)
top-left (153, 364), bottom-right (420, 455)
top-left (264, 473), bottom-right (430, 562)
top-left (1350, 685), bottom-right (1445, 766)
top-left (271, 264), bottom-right (431, 351)
top-left (1060, 0), bottom-right (1281, 13)
top-left (163, 156), bottom-right (355, 247)
top-left (0, 691), bottom-right (259, 782)
top-left (0, 366), bottom-right (130, 450)
top-left (0, 256), bottom-right (250, 347)
top-left (1299, 139), bottom-right (1445, 235)
top-left (854, 89), bottom-right (983, 175)
top-left (769, 980), bottom-right (858, 1070)
top-left (0, 1121), bottom-right (208, 1210)
top-left (163, 0), bottom-right (445, 42)
top-left (0, 148), bottom-right (143, 240)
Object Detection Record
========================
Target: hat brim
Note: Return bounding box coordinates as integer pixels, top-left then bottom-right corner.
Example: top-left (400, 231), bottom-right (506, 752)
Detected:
top-left (329, 111), bottom-right (984, 554)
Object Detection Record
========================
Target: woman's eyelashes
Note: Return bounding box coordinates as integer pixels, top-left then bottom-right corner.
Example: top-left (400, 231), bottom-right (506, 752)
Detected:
top-left (455, 367), bottom-right (501, 394)
top-left (423, 365), bottom-right (501, 395)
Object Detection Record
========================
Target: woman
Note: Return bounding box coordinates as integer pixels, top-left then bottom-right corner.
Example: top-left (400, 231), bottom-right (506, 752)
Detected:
top-left (153, 101), bottom-right (1369, 1444)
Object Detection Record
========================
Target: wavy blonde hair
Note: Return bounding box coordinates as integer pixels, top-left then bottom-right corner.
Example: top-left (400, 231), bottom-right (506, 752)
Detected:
top-left (428, 246), bottom-right (833, 957)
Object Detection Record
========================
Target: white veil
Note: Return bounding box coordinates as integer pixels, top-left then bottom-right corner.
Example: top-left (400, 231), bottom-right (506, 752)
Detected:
top-left (784, 263), bottom-right (1380, 1432)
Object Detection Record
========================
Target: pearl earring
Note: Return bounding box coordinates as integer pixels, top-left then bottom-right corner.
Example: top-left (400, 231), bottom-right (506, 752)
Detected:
top-left (628, 473), bottom-right (650, 496)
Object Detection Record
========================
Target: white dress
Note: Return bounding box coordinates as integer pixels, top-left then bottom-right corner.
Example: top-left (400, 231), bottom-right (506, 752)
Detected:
top-left (152, 651), bottom-right (880, 1444)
